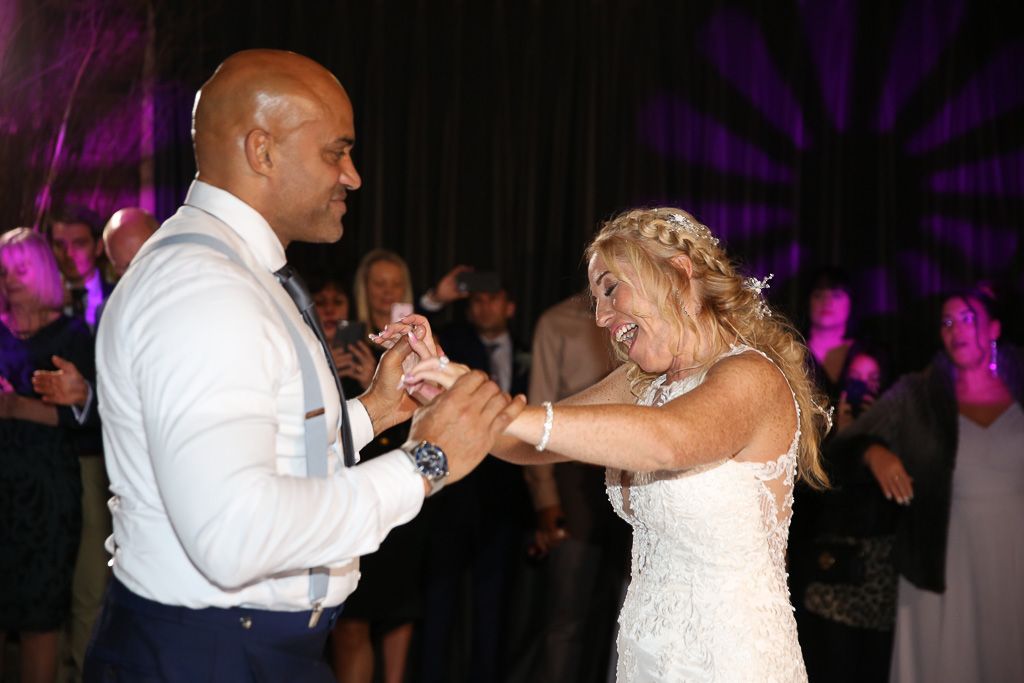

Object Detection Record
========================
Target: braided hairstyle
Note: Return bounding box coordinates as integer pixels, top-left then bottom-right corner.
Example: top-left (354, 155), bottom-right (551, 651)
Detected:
top-left (586, 207), bottom-right (830, 488)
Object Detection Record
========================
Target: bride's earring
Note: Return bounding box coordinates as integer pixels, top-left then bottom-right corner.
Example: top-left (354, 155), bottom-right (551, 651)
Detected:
top-left (990, 340), bottom-right (998, 376)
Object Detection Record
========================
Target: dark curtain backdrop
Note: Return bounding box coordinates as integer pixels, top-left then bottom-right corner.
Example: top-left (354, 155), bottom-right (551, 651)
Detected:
top-left (4, 0), bottom-right (1023, 371)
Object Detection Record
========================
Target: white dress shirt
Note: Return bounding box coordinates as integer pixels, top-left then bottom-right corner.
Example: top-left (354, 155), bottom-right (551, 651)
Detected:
top-left (96, 180), bottom-right (425, 611)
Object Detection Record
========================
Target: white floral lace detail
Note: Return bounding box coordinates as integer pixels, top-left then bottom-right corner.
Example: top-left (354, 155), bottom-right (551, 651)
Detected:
top-left (606, 345), bottom-right (807, 682)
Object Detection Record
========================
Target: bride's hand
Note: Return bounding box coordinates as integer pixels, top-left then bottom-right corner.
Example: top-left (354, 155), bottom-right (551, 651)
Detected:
top-left (403, 355), bottom-right (472, 393)
top-left (370, 315), bottom-right (448, 401)
top-left (370, 314), bottom-right (438, 355)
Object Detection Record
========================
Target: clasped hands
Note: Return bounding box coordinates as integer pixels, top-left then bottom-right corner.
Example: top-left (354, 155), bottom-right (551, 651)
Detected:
top-left (367, 315), bottom-right (526, 486)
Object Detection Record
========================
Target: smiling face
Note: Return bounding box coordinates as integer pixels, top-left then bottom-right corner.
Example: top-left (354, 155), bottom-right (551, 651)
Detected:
top-left (269, 91), bottom-right (361, 245)
top-left (940, 296), bottom-right (1000, 371)
top-left (588, 252), bottom-right (693, 375)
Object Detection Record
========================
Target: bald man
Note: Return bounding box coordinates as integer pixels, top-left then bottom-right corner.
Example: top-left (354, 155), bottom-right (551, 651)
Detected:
top-left (84, 50), bottom-right (522, 681)
top-left (102, 207), bottom-right (159, 277)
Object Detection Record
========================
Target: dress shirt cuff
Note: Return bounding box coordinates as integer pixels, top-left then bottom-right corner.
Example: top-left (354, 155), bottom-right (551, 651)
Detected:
top-left (418, 290), bottom-right (444, 312)
top-left (71, 381), bottom-right (95, 426)
top-left (358, 450), bottom-right (426, 528)
top-left (346, 398), bottom-right (374, 456)
top-left (523, 463), bottom-right (562, 510)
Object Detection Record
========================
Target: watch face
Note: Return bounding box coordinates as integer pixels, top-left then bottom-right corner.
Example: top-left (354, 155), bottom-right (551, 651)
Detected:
top-left (413, 442), bottom-right (448, 481)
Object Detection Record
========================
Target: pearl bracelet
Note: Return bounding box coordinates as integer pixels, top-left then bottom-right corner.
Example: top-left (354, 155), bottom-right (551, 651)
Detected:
top-left (535, 401), bottom-right (554, 452)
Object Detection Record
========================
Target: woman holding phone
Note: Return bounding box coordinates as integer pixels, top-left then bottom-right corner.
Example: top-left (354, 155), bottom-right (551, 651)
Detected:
top-left (329, 249), bottom-right (423, 683)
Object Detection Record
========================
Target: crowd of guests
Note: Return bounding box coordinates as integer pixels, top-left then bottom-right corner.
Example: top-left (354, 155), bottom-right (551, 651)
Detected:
top-left (1, 202), bottom-right (1021, 683)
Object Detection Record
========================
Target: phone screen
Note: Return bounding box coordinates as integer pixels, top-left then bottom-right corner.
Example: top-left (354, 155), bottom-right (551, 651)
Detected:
top-left (390, 302), bottom-right (414, 322)
top-left (332, 320), bottom-right (367, 349)
top-left (456, 271), bottom-right (501, 293)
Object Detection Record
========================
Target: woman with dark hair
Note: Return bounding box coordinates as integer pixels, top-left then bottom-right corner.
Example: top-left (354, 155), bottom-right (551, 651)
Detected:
top-left (0, 228), bottom-right (95, 682)
top-left (837, 288), bottom-right (1023, 682)
top-left (800, 340), bottom-right (899, 682)
top-left (805, 268), bottom-right (855, 401)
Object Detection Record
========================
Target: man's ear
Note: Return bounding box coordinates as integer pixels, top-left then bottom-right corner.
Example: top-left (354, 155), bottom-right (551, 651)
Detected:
top-left (668, 253), bottom-right (693, 279)
top-left (505, 301), bottom-right (516, 319)
top-left (244, 129), bottom-right (274, 176)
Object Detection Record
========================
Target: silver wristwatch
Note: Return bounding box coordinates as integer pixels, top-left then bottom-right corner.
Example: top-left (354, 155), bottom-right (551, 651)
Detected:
top-left (401, 440), bottom-right (449, 496)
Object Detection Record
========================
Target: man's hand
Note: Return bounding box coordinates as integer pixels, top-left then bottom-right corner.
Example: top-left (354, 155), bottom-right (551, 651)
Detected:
top-left (432, 265), bottom-right (473, 304)
top-left (359, 335), bottom-right (418, 435)
top-left (335, 340), bottom-right (376, 390)
top-left (32, 355), bottom-right (89, 407)
top-left (864, 444), bottom-right (913, 505)
top-left (407, 370), bottom-right (526, 486)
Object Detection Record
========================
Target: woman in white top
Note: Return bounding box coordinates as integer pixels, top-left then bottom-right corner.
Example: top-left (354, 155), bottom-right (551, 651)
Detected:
top-left (401, 207), bottom-right (831, 682)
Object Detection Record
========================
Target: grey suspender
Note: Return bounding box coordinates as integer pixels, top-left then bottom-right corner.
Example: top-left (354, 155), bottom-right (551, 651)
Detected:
top-left (145, 232), bottom-right (332, 614)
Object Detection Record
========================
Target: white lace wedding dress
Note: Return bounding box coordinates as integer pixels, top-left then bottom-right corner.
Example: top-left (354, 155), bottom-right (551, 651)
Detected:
top-left (606, 345), bottom-right (807, 682)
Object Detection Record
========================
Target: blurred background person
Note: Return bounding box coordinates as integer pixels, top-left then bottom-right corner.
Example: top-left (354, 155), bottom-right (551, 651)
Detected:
top-left (522, 293), bottom-right (627, 683)
top-left (330, 249), bottom-right (424, 683)
top-left (0, 228), bottom-right (95, 683)
top-left (805, 267), bottom-right (855, 400)
top-left (310, 273), bottom-right (375, 402)
top-left (418, 281), bottom-right (533, 683)
top-left (791, 266), bottom-right (859, 653)
top-left (837, 287), bottom-right (1023, 682)
top-left (800, 340), bottom-right (899, 682)
top-left (101, 207), bottom-right (159, 279)
top-left (32, 207), bottom-right (158, 681)
top-left (47, 206), bottom-right (112, 331)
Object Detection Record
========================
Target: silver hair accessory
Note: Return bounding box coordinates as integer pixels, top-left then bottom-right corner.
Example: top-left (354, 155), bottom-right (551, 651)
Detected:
top-left (664, 211), bottom-right (720, 247)
top-left (744, 273), bottom-right (774, 319)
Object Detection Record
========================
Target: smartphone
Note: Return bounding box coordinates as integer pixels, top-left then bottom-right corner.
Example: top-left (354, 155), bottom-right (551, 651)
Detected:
top-left (332, 320), bottom-right (367, 349)
top-left (844, 378), bottom-right (872, 417)
top-left (390, 302), bottom-right (414, 322)
top-left (456, 271), bottom-right (501, 293)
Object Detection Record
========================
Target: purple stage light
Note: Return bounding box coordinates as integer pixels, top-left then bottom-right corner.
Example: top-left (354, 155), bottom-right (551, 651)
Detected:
top-left (799, 0), bottom-right (856, 132)
top-left (688, 202), bottom-right (793, 241)
top-left (907, 42), bottom-right (1024, 155)
top-left (876, 0), bottom-right (966, 132)
top-left (921, 215), bottom-right (1020, 270)
top-left (75, 100), bottom-right (143, 170)
top-left (698, 9), bottom-right (809, 149)
top-left (747, 240), bottom-right (807, 284)
top-left (638, 95), bottom-right (795, 183)
top-left (896, 250), bottom-right (950, 298)
top-left (929, 150), bottom-right (1024, 196)
top-left (856, 266), bottom-right (898, 317)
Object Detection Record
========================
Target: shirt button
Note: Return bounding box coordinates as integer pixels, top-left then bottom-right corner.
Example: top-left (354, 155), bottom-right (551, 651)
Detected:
top-left (239, 616), bottom-right (253, 630)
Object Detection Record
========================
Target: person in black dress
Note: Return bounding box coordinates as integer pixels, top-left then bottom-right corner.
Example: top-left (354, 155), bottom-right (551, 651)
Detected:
top-left (330, 250), bottom-right (423, 683)
top-left (0, 228), bottom-right (95, 682)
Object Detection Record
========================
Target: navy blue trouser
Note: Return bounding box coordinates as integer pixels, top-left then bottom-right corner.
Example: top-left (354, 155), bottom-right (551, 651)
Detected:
top-left (83, 578), bottom-right (343, 682)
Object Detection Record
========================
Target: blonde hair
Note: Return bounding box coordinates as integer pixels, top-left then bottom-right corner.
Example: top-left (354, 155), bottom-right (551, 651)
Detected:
top-left (0, 228), bottom-right (65, 313)
top-left (351, 248), bottom-right (414, 327)
top-left (586, 207), bottom-right (830, 488)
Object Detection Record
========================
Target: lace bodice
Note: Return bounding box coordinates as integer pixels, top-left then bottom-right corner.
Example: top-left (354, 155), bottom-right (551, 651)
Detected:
top-left (606, 345), bottom-right (807, 682)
